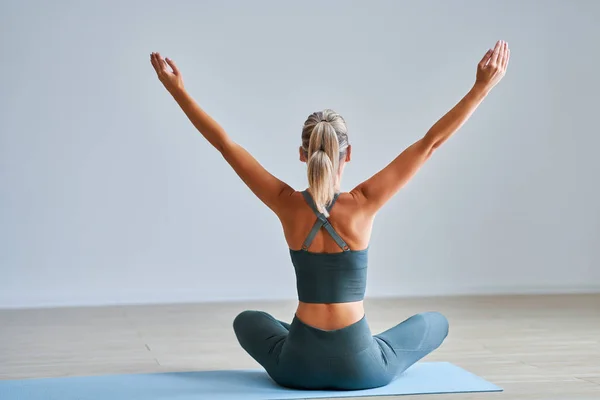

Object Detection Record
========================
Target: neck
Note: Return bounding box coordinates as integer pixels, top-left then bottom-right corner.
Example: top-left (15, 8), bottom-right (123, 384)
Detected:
top-left (334, 172), bottom-right (343, 193)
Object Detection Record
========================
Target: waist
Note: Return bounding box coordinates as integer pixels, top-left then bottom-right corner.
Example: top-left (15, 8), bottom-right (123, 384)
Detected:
top-left (296, 301), bottom-right (365, 331)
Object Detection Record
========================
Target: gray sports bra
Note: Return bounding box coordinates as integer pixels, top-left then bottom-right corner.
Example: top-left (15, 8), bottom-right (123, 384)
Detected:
top-left (289, 190), bottom-right (368, 304)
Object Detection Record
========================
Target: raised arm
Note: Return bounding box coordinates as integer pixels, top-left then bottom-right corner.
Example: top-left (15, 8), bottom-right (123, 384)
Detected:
top-left (150, 52), bottom-right (293, 214)
top-left (353, 40), bottom-right (510, 213)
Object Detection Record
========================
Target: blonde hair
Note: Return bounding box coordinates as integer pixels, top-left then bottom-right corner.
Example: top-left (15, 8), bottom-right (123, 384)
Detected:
top-left (301, 109), bottom-right (349, 216)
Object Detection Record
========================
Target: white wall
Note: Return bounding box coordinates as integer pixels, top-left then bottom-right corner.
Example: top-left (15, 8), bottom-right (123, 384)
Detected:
top-left (1, 0), bottom-right (599, 308)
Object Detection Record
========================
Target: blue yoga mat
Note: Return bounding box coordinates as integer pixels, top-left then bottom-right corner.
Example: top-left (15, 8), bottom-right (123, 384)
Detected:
top-left (0, 362), bottom-right (501, 399)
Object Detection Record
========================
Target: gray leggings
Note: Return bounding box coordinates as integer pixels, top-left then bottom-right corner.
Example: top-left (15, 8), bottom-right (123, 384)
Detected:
top-left (233, 310), bottom-right (449, 390)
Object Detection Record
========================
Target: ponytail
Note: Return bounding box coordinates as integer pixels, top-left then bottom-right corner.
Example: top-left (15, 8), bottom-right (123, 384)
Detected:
top-left (306, 121), bottom-right (340, 216)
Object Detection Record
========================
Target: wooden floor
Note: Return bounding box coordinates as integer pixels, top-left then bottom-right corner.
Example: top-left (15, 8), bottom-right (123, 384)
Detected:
top-left (1, 294), bottom-right (599, 399)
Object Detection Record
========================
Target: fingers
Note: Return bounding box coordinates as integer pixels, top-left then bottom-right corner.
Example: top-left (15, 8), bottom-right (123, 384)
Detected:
top-left (490, 40), bottom-right (502, 66)
top-left (498, 41), bottom-right (508, 70)
top-left (156, 52), bottom-right (169, 71)
top-left (478, 49), bottom-right (493, 67)
top-left (150, 51), bottom-right (181, 81)
top-left (502, 48), bottom-right (510, 71)
top-left (150, 52), bottom-right (160, 73)
top-left (165, 57), bottom-right (180, 76)
top-left (150, 52), bottom-right (168, 73)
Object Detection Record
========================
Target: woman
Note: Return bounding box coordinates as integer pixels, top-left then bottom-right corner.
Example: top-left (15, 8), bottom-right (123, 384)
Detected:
top-left (150, 40), bottom-right (510, 390)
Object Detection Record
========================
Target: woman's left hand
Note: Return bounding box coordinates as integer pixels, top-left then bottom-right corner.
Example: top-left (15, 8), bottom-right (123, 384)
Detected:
top-left (150, 52), bottom-right (184, 94)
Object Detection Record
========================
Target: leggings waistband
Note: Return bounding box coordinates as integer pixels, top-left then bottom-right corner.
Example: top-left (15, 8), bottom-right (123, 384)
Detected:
top-left (288, 314), bottom-right (374, 357)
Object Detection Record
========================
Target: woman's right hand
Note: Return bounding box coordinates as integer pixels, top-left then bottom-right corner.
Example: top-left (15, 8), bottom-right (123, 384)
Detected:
top-left (150, 52), bottom-right (185, 95)
top-left (475, 40), bottom-right (510, 92)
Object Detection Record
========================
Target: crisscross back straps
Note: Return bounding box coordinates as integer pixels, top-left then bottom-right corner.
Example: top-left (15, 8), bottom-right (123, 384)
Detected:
top-left (301, 190), bottom-right (349, 252)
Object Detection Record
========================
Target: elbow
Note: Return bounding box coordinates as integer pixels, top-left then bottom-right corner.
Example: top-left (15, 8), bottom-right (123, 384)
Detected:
top-left (216, 142), bottom-right (227, 155)
top-left (429, 141), bottom-right (441, 157)
top-left (420, 137), bottom-right (438, 158)
top-left (216, 137), bottom-right (234, 155)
